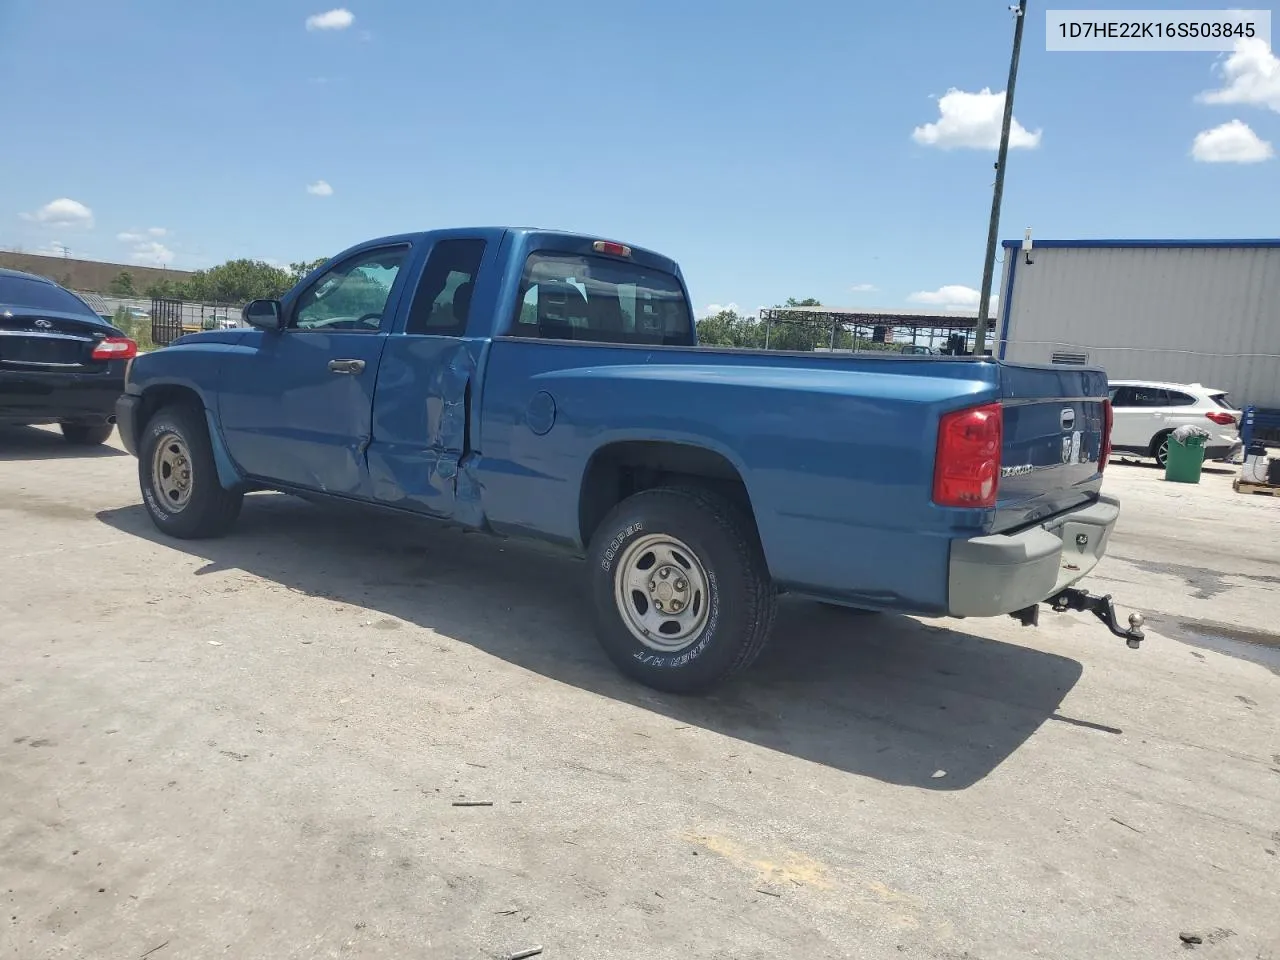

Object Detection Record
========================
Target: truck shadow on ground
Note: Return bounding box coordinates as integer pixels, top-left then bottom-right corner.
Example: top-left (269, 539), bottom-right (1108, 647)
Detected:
top-left (0, 425), bottom-right (128, 461)
top-left (97, 493), bottom-right (1087, 791)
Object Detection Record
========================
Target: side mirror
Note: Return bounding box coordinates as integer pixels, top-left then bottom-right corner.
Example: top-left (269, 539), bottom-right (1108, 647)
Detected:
top-left (243, 299), bottom-right (284, 331)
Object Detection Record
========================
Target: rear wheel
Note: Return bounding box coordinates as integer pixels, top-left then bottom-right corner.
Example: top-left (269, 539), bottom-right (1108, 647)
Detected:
top-left (1152, 431), bottom-right (1172, 469)
top-left (139, 405), bottom-right (242, 539)
top-left (61, 422), bottom-right (114, 446)
top-left (587, 485), bottom-right (777, 695)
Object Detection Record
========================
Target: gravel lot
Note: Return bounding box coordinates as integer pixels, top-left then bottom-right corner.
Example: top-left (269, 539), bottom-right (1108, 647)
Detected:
top-left (3, 426), bottom-right (1278, 960)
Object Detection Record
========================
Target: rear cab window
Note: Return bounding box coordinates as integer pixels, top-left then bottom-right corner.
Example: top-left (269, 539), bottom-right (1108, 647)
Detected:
top-left (507, 252), bottom-right (694, 346)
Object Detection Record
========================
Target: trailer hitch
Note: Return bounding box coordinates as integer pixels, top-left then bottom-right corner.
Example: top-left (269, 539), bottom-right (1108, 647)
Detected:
top-left (1050, 588), bottom-right (1145, 648)
top-left (1009, 589), bottom-right (1145, 648)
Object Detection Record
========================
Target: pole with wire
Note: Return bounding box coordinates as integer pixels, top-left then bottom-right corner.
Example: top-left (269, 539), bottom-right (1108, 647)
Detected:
top-left (973, 0), bottom-right (1028, 358)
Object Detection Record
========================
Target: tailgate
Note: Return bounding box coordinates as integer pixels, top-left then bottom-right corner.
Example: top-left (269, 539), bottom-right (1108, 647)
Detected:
top-left (994, 364), bottom-right (1109, 533)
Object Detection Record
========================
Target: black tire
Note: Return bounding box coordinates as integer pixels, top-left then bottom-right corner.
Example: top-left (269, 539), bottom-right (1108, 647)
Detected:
top-left (138, 404), bottom-right (243, 539)
top-left (60, 422), bottom-right (114, 445)
top-left (587, 485), bottom-right (777, 695)
top-left (1151, 431), bottom-right (1172, 469)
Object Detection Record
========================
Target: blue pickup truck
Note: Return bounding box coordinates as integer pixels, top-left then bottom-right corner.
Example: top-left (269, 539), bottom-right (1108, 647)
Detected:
top-left (116, 227), bottom-right (1142, 693)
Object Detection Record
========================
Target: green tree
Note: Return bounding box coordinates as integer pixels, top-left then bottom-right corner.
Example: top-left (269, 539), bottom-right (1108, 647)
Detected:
top-left (288, 257), bottom-right (329, 285)
top-left (108, 271), bottom-right (136, 296)
top-left (181, 259), bottom-right (294, 303)
top-left (695, 309), bottom-right (763, 348)
top-left (143, 278), bottom-right (182, 299)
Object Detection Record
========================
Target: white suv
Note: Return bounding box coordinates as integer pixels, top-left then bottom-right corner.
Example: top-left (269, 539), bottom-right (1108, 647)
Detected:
top-left (1107, 380), bottom-right (1241, 468)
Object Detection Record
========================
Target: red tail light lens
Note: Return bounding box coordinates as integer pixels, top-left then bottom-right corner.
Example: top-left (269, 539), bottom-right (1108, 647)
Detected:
top-left (1205, 411), bottom-right (1236, 426)
top-left (91, 337), bottom-right (137, 361)
top-left (1100, 398), bottom-right (1113, 474)
top-left (592, 240), bottom-right (632, 257)
top-left (933, 402), bottom-right (1002, 508)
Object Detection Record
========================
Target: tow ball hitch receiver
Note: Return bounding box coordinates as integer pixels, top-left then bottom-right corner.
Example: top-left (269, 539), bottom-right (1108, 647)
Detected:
top-left (1010, 589), bottom-right (1145, 648)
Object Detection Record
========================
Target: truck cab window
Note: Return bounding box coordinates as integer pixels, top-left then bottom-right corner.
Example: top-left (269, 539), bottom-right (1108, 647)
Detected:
top-left (508, 253), bottom-right (694, 346)
top-left (405, 239), bottom-right (488, 336)
top-left (293, 245), bottom-right (408, 333)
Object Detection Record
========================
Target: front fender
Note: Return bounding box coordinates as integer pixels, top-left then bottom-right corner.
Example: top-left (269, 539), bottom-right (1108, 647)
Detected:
top-left (123, 345), bottom-right (244, 490)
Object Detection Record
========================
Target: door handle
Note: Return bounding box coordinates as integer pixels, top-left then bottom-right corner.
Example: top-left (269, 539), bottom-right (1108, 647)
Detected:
top-left (328, 359), bottom-right (366, 374)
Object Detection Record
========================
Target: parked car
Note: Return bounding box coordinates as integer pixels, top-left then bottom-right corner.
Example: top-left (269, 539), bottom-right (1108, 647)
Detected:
top-left (1107, 380), bottom-right (1241, 468)
top-left (0, 268), bottom-right (138, 445)
top-left (115, 227), bottom-right (1140, 694)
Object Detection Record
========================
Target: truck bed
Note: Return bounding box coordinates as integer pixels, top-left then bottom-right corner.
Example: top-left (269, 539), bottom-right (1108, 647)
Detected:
top-left (474, 339), bottom-right (1109, 613)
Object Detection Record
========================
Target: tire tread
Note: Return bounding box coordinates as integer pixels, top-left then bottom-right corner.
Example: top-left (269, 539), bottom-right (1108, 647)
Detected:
top-left (589, 483), bottom-right (776, 693)
top-left (140, 404), bottom-right (242, 539)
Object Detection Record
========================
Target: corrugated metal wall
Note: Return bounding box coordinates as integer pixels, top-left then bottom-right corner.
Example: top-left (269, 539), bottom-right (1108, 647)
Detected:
top-left (997, 245), bottom-right (1280, 408)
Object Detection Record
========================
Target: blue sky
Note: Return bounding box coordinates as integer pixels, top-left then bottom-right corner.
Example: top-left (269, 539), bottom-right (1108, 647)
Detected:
top-left (1, 0), bottom-right (1277, 316)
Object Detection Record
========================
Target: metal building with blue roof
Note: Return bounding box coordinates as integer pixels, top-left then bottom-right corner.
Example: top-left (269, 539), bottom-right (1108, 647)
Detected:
top-left (995, 238), bottom-right (1280, 408)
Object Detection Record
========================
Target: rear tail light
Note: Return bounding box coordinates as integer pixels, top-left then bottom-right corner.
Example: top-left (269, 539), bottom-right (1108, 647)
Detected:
top-left (91, 337), bottom-right (138, 361)
top-left (1100, 398), bottom-right (1113, 474)
top-left (933, 401), bottom-right (1002, 508)
top-left (1205, 411), bottom-right (1236, 426)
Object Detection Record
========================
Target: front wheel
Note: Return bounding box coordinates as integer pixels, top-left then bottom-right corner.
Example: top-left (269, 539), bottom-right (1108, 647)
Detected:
top-left (61, 422), bottom-right (114, 446)
top-left (138, 405), bottom-right (243, 539)
top-left (587, 486), bottom-right (777, 695)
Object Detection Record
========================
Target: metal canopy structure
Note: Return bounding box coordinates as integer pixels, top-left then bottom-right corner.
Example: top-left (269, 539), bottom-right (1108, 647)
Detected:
top-left (755, 304), bottom-right (997, 355)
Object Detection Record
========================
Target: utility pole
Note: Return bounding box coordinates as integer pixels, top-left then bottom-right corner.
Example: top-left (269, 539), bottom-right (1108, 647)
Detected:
top-left (973, 0), bottom-right (1028, 358)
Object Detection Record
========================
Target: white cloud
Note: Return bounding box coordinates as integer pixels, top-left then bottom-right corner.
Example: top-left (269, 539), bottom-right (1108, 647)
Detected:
top-left (35, 240), bottom-right (70, 257)
top-left (305, 8), bottom-right (354, 31)
top-left (1191, 119), bottom-right (1275, 163)
top-left (849, 283), bottom-right (877, 293)
top-left (699, 302), bottom-right (744, 317)
top-left (912, 88), bottom-right (1041, 150)
top-left (1198, 38), bottom-right (1280, 113)
top-left (129, 241), bottom-right (175, 266)
top-left (120, 227), bottom-right (169, 241)
top-left (907, 285), bottom-right (999, 313)
top-left (20, 197), bottom-right (94, 228)
top-left (306, 179), bottom-right (334, 196)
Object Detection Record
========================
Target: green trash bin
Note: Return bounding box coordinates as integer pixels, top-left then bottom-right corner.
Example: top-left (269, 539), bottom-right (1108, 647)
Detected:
top-left (1165, 434), bottom-right (1207, 483)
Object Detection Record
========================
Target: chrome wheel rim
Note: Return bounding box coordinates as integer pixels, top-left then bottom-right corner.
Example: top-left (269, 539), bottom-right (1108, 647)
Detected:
top-left (1158, 439), bottom-right (1169, 466)
top-left (613, 533), bottom-right (711, 652)
top-left (152, 431), bottom-right (194, 511)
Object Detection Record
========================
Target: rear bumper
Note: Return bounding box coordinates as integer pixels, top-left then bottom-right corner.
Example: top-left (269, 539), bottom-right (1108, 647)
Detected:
top-left (0, 365), bottom-right (126, 425)
top-left (947, 494), bottom-right (1119, 618)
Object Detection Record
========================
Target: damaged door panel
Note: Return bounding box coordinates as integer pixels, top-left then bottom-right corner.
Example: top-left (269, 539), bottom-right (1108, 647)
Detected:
top-left (367, 339), bottom-right (479, 518)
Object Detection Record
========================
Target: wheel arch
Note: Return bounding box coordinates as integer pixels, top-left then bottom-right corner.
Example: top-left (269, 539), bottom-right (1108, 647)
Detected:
top-left (1149, 427), bottom-right (1174, 458)
top-left (135, 382), bottom-right (243, 490)
top-left (578, 438), bottom-right (762, 556)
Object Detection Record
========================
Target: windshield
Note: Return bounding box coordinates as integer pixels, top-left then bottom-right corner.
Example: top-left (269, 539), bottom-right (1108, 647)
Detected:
top-left (510, 252), bottom-right (694, 346)
top-left (0, 275), bottom-right (98, 317)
